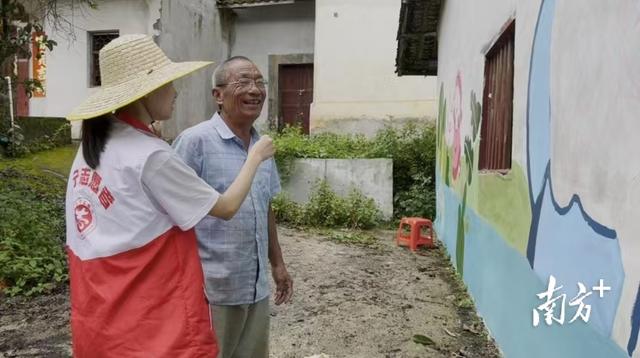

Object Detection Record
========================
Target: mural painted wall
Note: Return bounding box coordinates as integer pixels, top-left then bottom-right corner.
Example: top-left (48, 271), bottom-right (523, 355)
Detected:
top-left (435, 0), bottom-right (640, 357)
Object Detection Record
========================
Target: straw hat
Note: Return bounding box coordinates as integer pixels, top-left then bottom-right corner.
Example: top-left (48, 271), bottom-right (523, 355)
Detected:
top-left (67, 34), bottom-right (213, 121)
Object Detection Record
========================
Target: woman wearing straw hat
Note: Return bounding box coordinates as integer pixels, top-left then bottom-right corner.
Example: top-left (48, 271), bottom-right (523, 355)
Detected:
top-left (65, 34), bottom-right (273, 357)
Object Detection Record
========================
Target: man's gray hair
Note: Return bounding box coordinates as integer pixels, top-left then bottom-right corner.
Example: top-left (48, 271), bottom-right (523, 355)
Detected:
top-left (211, 56), bottom-right (253, 89)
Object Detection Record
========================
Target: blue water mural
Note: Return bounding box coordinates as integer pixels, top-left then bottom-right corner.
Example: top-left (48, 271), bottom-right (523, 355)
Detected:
top-left (525, 0), bottom-right (553, 202)
top-left (533, 163), bottom-right (623, 336)
top-left (435, 173), bottom-right (458, 267)
top-left (630, 286), bottom-right (640, 356)
top-left (439, 184), bottom-right (628, 358)
top-left (525, 0), bottom-right (625, 340)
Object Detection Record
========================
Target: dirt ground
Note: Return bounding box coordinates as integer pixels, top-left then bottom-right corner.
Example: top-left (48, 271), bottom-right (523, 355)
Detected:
top-left (0, 227), bottom-right (500, 358)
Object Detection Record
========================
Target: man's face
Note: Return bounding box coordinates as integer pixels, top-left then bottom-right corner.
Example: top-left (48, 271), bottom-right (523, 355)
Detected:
top-left (214, 60), bottom-right (266, 125)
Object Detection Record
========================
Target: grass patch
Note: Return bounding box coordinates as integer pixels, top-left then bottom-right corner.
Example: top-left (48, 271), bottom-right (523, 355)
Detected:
top-left (0, 143), bottom-right (77, 177)
top-left (457, 297), bottom-right (474, 309)
top-left (328, 231), bottom-right (380, 249)
top-left (0, 144), bottom-right (76, 296)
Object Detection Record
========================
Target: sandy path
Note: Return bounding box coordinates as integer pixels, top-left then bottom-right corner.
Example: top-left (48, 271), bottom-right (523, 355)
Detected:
top-left (270, 227), bottom-right (499, 358)
top-left (0, 227), bottom-right (499, 358)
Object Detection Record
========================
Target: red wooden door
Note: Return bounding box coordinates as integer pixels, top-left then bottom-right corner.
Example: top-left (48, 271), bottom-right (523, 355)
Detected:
top-left (479, 21), bottom-right (514, 171)
top-left (16, 59), bottom-right (29, 117)
top-left (279, 64), bottom-right (313, 134)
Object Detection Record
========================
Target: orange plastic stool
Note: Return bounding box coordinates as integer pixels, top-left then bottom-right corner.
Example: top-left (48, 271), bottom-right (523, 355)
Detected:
top-left (396, 217), bottom-right (434, 251)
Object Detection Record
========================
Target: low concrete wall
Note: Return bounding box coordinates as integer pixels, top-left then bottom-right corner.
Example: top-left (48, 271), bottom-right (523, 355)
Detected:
top-left (282, 159), bottom-right (393, 220)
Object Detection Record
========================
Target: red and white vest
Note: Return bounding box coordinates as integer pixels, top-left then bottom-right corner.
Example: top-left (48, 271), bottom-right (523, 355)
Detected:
top-left (65, 118), bottom-right (218, 357)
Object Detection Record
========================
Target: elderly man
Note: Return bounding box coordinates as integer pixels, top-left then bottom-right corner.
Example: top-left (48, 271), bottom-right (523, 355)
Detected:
top-left (172, 56), bottom-right (293, 358)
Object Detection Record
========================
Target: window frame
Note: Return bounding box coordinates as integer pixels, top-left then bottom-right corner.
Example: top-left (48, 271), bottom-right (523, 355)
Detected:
top-left (478, 20), bottom-right (515, 173)
top-left (88, 30), bottom-right (120, 87)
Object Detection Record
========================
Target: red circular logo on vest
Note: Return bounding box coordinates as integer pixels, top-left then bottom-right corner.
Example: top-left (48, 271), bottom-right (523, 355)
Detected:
top-left (74, 198), bottom-right (95, 237)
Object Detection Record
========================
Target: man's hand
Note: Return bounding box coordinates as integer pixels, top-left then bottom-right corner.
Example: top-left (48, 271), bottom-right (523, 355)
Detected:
top-left (272, 264), bottom-right (293, 305)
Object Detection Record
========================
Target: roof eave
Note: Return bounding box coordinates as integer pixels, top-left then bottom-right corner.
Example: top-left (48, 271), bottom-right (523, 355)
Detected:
top-left (395, 0), bottom-right (443, 77)
top-left (217, 0), bottom-right (295, 9)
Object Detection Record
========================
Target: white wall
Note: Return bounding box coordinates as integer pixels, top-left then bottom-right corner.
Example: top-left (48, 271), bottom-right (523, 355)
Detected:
top-left (31, 0), bottom-right (154, 138)
top-left (230, 1), bottom-right (315, 131)
top-left (312, 0), bottom-right (437, 135)
top-left (548, 1), bottom-right (640, 350)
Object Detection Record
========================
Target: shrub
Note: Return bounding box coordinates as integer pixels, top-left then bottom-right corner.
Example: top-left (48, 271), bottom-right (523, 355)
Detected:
top-left (272, 180), bottom-right (383, 230)
top-left (393, 172), bottom-right (436, 222)
top-left (305, 180), bottom-right (350, 228)
top-left (272, 192), bottom-right (305, 227)
top-left (369, 122), bottom-right (437, 220)
top-left (1, 117), bottom-right (71, 158)
top-left (271, 126), bottom-right (372, 181)
top-left (344, 189), bottom-right (383, 229)
top-left (0, 168), bottom-right (68, 296)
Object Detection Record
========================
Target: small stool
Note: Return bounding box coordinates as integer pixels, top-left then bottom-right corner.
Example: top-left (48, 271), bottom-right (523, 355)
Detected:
top-left (396, 217), bottom-right (434, 251)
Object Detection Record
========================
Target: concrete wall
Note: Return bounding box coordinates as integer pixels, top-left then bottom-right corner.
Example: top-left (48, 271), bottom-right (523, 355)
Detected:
top-left (311, 0), bottom-right (437, 136)
top-left (229, 1), bottom-right (315, 132)
top-left (155, 0), bottom-right (229, 139)
top-left (283, 159), bottom-right (392, 220)
top-left (435, 0), bottom-right (640, 357)
top-left (33, 0), bottom-right (153, 138)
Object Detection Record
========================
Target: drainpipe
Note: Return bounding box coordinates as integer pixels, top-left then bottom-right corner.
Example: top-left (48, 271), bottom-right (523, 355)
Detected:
top-left (5, 76), bottom-right (14, 129)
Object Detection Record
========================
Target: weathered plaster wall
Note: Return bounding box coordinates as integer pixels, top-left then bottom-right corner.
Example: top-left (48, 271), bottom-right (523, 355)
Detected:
top-left (32, 0), bottom-right (151, 138)
top-left (30, 0), bottom-right (223, 141)
top-left (155, 0), bottom-right (229, 139)
top-left (311, 0), bottom-right (437, 136)
top-left (229, 1), bottom-right (315, 132)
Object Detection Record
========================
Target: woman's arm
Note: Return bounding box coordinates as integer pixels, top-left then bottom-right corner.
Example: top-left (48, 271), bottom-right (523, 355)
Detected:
top-left (208, 135), bottom-right (275, 220)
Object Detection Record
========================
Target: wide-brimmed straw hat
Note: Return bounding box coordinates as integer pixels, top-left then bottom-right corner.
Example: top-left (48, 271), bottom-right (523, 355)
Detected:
top-left (67, 34), bottom-right (213, 121)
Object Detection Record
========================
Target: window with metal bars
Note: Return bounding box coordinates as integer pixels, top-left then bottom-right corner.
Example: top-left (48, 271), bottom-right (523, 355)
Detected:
top-left (395, 0), bottom-right (441, 76)
top-left (479, 21), bottom-right (515, 171)
top-left (89, 31), bottom-right (119, 87)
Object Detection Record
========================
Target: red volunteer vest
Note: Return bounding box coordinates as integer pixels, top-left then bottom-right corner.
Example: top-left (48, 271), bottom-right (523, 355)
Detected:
top-left (65, 115), bottom-right (218, 357)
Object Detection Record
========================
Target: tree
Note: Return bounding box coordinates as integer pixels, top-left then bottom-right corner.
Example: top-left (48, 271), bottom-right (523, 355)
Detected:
top-left (0, 0), bottom-right (97, 155)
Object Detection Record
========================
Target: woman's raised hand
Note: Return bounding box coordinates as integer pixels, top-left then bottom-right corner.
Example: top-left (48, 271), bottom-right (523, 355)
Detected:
top-left (249, 135), bottom-right (275, 162)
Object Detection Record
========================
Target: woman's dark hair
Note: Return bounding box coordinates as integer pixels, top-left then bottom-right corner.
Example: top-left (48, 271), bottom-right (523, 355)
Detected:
top-left (81, 115), bottom-right (113, 169)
